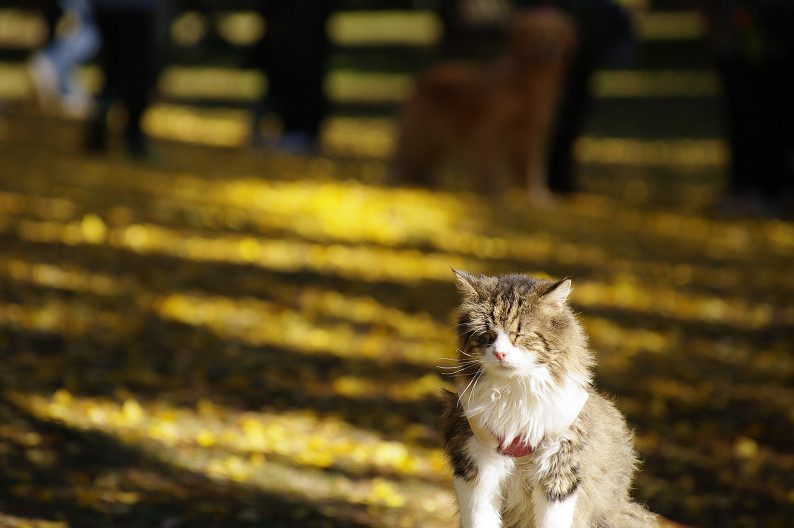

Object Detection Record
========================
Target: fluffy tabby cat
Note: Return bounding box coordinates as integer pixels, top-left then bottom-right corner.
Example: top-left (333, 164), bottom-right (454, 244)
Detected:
top-left (441, 271), bottom-right (658, 528)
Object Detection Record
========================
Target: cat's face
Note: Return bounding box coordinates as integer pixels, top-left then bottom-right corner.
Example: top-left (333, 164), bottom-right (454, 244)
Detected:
top-left (453, 271), bottom-right (588, 385)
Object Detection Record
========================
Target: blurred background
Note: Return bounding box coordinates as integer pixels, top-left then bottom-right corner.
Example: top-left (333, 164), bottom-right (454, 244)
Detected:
top-left (0, 1), bottom-right (792, 528)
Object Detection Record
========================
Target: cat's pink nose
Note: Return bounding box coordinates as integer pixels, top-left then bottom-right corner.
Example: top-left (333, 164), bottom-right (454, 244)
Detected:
top-left (494, 350), bottom-right (507, 361)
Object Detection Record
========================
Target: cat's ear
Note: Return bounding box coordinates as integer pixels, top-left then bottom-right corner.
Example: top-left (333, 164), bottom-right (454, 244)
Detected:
top-left (542, 278), bottom-right (572, 311)
top-left (452, 269), bottom-right (482, 301)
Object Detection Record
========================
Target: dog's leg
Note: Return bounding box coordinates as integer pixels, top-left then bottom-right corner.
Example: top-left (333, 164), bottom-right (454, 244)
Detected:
top-left (473, 142), bottom-right (506, 197)
top-left (509, 149), bottom-right (529, 191)
top-left (393, 128), bottom-right (443, 186)
top-left (524, 136), bottom-right (553, 204)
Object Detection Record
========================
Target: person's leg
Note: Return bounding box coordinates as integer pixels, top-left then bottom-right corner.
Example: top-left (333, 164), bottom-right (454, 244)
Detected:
top-left (547, 55), bottom-right (594, 195)
top-left (719, 59), bottom-right (767, 197)
top-left (92, 8), bottom-right (157, 155)
top-left (263, 0), bottom-right (334, 152)
top-left (40, 0), bottom-right (100, 115)
top-left (758, 58), bottom-right (794, 200)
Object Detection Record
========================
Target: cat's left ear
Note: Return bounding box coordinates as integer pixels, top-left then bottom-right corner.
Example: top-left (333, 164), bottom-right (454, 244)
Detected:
top-left (542, 278), bottom-right (572, 312)
top-left (452, 269), bottom-right (483, 301)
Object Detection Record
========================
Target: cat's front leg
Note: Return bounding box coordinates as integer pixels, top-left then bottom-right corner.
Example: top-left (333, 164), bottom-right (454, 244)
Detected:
top-left (454, 436), bottom-right (513, 528)
top-left (531, 439), bottom-right (581, 528)
top-left (531, 486), bottom-right (577, 528)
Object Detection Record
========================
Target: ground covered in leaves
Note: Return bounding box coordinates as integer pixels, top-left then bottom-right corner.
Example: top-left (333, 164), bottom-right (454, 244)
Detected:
top-left (0, 114), bottom-right (793, 528)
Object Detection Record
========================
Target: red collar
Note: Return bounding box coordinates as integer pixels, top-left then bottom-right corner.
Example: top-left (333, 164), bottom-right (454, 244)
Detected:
top-left (497, 436), bottom-right (535, 457)
top-left (466, 416), bottom-right (539, 458)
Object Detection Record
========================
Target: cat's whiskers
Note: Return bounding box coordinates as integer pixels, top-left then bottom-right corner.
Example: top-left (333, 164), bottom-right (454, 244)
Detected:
top-left (459, 370), bottom-right (484, 408)
top-left (465, 379), bottom-right (479, 408)
top-left (458, 376), bottom-right (477, 402)
top-left (439, 361), bottom-right (480, 377)
top-left (441, 369), bottom-right (469, 377)
top-left (438, 363), bottom-right (465, 369)
top-left (438, 355), bottom-right (469, 364)
top-left (439, 345), bottom-right (484, 379)
top-left (439, 359), bottom-right (479, 368)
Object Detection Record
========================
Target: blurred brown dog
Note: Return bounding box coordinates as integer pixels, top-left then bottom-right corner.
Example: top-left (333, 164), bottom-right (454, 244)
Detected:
top-left (393, 8), bottom-right (577, 201)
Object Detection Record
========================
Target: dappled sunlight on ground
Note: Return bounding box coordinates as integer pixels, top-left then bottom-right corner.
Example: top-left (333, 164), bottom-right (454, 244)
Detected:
top-left (0, 113), bottom-right (793, 528)
top-left (8, 389), bottom-right (455, 519)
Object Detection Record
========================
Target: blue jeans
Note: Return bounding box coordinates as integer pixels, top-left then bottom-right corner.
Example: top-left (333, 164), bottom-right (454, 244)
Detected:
top-left (40, 0), bottom-right (101, 96)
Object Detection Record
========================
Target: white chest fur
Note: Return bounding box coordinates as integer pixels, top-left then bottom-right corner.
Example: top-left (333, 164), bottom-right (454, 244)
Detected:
top-left (462, 375), bottom-right (588, 450)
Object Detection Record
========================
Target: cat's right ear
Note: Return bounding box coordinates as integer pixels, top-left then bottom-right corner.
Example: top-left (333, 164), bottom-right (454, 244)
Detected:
top-left (452, 269), bottom-right (481, 301)
top-left (542, 278), bottom-right (572, 312)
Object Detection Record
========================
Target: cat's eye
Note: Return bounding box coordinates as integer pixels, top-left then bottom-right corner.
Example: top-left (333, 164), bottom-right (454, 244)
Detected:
top-left (476, 331), bottom-right (496, 346)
